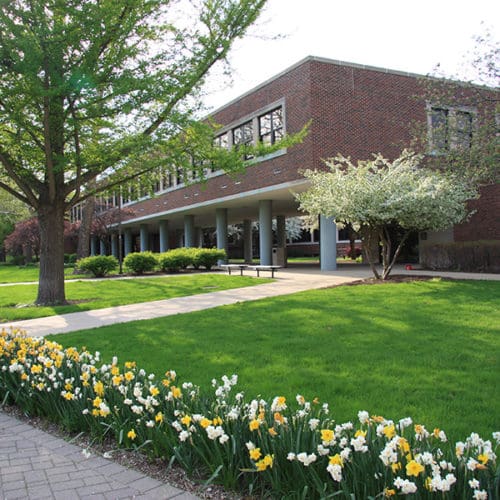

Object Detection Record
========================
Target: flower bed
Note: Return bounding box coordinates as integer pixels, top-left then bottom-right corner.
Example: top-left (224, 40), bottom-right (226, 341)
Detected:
top-left (0, 328), bottom-right (498, 498)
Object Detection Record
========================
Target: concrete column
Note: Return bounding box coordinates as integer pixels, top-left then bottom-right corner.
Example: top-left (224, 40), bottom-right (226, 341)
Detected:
top-left (159, 220), bottom-right (169, 253)
top-left (259, 200), bottom-right (273, 265)
top-left (216, 208), bottom-right (228, 264)
top-left (124, 229), bottom-right (133, 256)
top-left (184, 215), bottom-right (195, 248)
top-left (111, 234), bottom-right (118, 258)
top-left (243, 219), bottom-right (253, 263)
top-left (320, 215), bottom-right (337, 271)
top-left (276, 215), bottom-right (286, 247)
top-left (140, 224), bottom-right (149, 252)
top-left (90, 236), bottom-right (98, 256)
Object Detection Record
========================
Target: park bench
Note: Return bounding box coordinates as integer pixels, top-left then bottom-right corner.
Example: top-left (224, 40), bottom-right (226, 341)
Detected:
top-left (220, 264), bottom-right (281, 278)
top-left (247, 265), bottom-right (281, 278)
top-left (220, 264), bottom-right (248, 276)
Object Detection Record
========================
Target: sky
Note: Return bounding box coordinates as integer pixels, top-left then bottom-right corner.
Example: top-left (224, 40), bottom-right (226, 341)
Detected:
top-left (202, 0), bottom-right (499, 110)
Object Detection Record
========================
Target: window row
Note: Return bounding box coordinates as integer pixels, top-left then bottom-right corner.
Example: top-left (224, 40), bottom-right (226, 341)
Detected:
top-left (214, 106), bottom-right (284, 159)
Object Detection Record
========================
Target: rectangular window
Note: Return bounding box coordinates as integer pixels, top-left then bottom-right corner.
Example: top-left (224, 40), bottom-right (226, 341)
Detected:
top-left (214, 132), bottom-right (228, 149)
top-left (455, 110), bottom-right (473, 149)
top-left (232, 121), bottom-right (254, 159)
top-left (211, 132), bottom-right (229, 172)
top-left (259, 107), bottom-right (284, 145)
top-left (430, 107), bottom-right (449, 153)
top-left (429, 105), bottom-right (475, 153)
top-left (162, 169), bottom-right (172, 189)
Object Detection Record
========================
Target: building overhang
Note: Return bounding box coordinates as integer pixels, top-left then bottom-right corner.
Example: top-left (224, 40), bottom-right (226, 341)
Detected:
top-left (121, 178), bottom-right (311, 231)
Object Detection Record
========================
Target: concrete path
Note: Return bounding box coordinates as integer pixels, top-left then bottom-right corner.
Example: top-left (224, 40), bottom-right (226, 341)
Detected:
top-left (1, 264), bottom-right (498, 499)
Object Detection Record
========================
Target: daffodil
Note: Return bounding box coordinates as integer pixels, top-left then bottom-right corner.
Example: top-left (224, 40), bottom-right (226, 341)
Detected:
top-left (406, 460), bottom-right (425, 477)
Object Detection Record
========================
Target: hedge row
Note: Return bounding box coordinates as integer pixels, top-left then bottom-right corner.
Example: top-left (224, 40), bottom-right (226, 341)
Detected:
top-left (421, 241), bottom-right (500, 273)
top-left (0, 329), bottom-right (498, 498)
top-left (75, 249), bottom-right (226, 277)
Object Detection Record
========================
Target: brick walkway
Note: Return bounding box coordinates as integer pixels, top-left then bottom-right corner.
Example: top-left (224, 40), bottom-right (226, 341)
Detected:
top-left (0, 412), bottom-right (198, 499)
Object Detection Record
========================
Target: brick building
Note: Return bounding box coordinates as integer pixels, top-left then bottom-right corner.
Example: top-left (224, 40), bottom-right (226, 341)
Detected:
top-left (77, 56), bottom-right (499, 269)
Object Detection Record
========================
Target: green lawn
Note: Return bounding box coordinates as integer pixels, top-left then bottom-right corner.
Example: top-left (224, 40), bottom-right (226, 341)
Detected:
top-left (50, 278), bottom-right (500, 441)
top-left (0, 264), bottom-right (83, 283)
top-left (0, 274), bottom-right (269, 322)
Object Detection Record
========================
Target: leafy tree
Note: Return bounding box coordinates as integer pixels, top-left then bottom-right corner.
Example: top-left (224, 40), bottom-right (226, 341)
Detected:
top-left (0, 0), bottom-right (270, 305)
top-left (4, 217), bottom-right (78, 264)
top-left (90, 205), bottom-right (135, 253)
top-left (296, 150), bottom-right (478, 280)
top-left (0, 189), bottom-right (30, 261)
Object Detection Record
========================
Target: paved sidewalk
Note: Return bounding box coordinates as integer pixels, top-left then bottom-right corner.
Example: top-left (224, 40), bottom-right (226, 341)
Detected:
top-left (0, 411), bottom-right (198, 500)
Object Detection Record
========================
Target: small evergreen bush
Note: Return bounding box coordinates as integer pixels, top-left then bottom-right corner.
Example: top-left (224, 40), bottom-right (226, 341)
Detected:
top-left (123, 251), bottom-right (158, 275)
top-left (194, 248), bottom-right (226, 270)
top-left (76, 255), bottom-right (118, 277)
top-left (159, 249), bottom-right (190, 272)
top-left (64, 253), bottom-right (77, 264)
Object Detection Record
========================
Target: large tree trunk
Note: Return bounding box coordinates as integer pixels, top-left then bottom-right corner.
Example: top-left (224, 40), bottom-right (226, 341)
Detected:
top-left (36, 201), bottom-right (67, 305)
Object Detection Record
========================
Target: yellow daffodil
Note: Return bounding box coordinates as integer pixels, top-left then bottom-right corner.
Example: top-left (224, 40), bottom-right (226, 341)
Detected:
top-left (391, 462), bottom-right (401, 473)
top-left (127, 429), bottom-right (137, 440)
top-left (181, 415), bottom-right (192, 426)
top-left (200, 418), bottom-right (211, 429)
top-left (406, 460), bottom-right (425, 477)
top-left (329, 454), bottom-right (343, 467)
top-left (383, 424), bottom-right (396, 439)
top-left (249, 419), bottom-right (260, 431)
top-left (321, 429), bottom-right (334, 443)
top-left (249, 448), bottom-right (262, 461)
top-left (93, 381), bottom-right (104, 397)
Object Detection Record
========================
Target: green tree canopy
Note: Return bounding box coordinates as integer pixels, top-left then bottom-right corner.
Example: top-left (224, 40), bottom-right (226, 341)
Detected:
top-left (0, 0), bottom-right (269, 304)
top-left (296, 150), bottom-right (478, 279)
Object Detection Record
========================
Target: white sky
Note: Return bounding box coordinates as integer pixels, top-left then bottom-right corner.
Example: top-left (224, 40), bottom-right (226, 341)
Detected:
top-left (202, 0), bottom-right (499, 110)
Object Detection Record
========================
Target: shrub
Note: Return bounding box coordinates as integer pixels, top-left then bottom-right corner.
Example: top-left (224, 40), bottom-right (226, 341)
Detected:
top-left (123, 251), bottom-right (158, 275)
top-left (1, 329), bottom-right (498, 499)
top-left (64, 253), bottom-right (77, 265)
top-left (76, 255), bottom-right (118, 277)
top-left (193, 248), bottom-right (226, 270)
top-left (421, 240), bottom-right (500, 273)
top-left (158, 248), bottom-right (193, 272)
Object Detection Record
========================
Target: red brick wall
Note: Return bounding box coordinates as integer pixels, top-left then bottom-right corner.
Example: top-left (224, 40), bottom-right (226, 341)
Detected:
top-left (121, 57), bottom-right (498, 244)
top-left (454, 184), bottom-right (500, 241)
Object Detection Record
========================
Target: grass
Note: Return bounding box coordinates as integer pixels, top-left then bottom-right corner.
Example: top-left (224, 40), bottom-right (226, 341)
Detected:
top-left (49, 278), bottom-right (500, 441)
top-left (0, 264), bottom-right (83, 284)
top-left (0, 274), bottom-right (270, 322)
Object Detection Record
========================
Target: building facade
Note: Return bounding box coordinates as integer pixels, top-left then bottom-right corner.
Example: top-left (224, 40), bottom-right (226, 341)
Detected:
top-left (76, 56), bottom-right (499, 269)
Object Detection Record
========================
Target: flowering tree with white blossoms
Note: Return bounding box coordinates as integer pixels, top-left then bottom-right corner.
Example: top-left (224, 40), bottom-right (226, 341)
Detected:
top-left (296, 150), bottom-right (478, 280)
